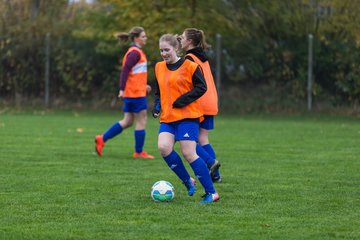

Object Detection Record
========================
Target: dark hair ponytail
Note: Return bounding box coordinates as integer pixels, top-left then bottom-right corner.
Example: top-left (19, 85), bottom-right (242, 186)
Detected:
top-left (184, 28), bottom-right (210, 50)
top-left (114, 26), bottom-right (144, 43)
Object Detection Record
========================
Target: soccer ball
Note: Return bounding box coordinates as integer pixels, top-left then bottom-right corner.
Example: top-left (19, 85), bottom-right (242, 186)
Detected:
top-left (151, 180), bottom-right (175, 202)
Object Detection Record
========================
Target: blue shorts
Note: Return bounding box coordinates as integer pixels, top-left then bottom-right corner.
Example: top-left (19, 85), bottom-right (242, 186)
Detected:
top-left (123, 97), bottom-right (148, 113)
top-left (159, 121), bottom-right (199, 141)
top-left (200, 115), bottom-right (214, 130)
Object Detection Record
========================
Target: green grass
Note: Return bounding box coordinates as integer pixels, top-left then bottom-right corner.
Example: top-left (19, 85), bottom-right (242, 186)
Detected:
top-left (0, 110), bottom-right (359, 239)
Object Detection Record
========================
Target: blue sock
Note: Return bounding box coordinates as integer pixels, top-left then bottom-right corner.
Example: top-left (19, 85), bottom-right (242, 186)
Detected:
top-left (134, 129), bottom-right (145, 153)
top-left (202, 144), bottom-right (221, 178)
top-left (163, 151), bottom-right (191, 182)
top-left (103, 122), bottom-right (123, 142)
top-left (202, 144), bottom-right (216, 159)
top-left (190, 158), bottom-right (216, 194)
top-left (196, 144), bottom-right (215, 168)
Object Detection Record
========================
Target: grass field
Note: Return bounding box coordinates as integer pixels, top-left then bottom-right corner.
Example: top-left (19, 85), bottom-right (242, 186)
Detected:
top-left (0, 110), bottom-right (359, 239)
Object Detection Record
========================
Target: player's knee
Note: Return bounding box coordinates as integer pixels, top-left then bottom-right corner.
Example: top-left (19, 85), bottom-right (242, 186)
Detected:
top-left (198, 135), bottom-right (209, 145)
top-left (120, 120), bottom-right (133, 128)
top-left (158, 142), bottom-right (172, 156)
top-left (181, 149), bottom-right (197, 162)
top-left (135, 121), bottom-right (146, 129)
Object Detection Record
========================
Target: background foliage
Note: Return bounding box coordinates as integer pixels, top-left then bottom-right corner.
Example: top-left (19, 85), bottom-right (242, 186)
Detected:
top-left (1, 0), bottom-right (360, 112)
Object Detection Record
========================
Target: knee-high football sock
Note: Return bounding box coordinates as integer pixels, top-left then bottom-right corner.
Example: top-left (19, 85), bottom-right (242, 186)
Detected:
top-left (190, 158), bottom-right (216, 194)
top-left (202, 144), bottom-right (221, 178)
top-left (202, 144), bottom-right (216, 159)
top-left (103, 122), bottom-right (123, 142)
top-left (163, 150), bottom-right (191, 182)
top-left (134, 129), bottom-right (145, 153)
top-left (196, 144), bottom-right (215, 168)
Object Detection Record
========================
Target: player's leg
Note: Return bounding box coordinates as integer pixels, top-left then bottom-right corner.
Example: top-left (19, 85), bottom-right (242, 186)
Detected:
top-left (199, 116), bottom-right (222, 182)
top-left (178, 121), bottom-right (219, 202)
top-left (94, 111), bottom-right (134, 156)
top-left (196, 130), bottom-right (212, 166)
top-left (196, 138), bottom-right (220, 179)
top-left (133, 109), bottom-right (154, 159)
top-left (180, 139), bottom-right (219, 203)
top-left (158, 124), bottom-right (195, 196)
top-left (108, 98), bottom-right (136, 140)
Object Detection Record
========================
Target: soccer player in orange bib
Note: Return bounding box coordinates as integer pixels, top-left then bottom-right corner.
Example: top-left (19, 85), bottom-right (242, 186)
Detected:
top-left (152, 34), bottom-right (219, 203)
top-left (95, 26), bottom-right (154, 159)
top-left (179, 28), bottom-right (222, 182)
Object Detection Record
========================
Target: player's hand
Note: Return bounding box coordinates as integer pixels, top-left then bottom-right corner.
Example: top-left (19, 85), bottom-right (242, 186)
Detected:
top-left (118, 90), bottom-right (124, 98)
top-left (146, 85), bottom-right (152, 94)
top-left (152, 101), bottom-right (161, 118)
top-left (152, 108), bottom-right (160, 118)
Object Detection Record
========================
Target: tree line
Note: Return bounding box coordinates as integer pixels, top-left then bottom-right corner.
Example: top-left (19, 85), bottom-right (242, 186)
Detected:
top-left (1, 0), bottom-right (359, 111)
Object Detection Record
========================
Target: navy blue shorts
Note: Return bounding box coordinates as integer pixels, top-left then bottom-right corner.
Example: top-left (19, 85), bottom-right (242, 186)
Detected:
top-left (200, 115), bottom-right (214, 130)
top-left (123, 97), bottom-right (148, 113)
top-left (159, 121), bottom-right (199, 141)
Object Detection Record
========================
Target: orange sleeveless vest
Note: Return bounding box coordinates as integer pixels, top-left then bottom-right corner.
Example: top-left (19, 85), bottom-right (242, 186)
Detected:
top-left (122, 47), bottom-right (147, 98)
top-left (186, 53), bottom-right (218, 115)
top-left (155, 59), bottom-right (203, 123)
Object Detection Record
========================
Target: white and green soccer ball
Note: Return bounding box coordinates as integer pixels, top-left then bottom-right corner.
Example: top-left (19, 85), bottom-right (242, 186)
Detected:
top-left (151, 180), bottom-right (175, 202)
